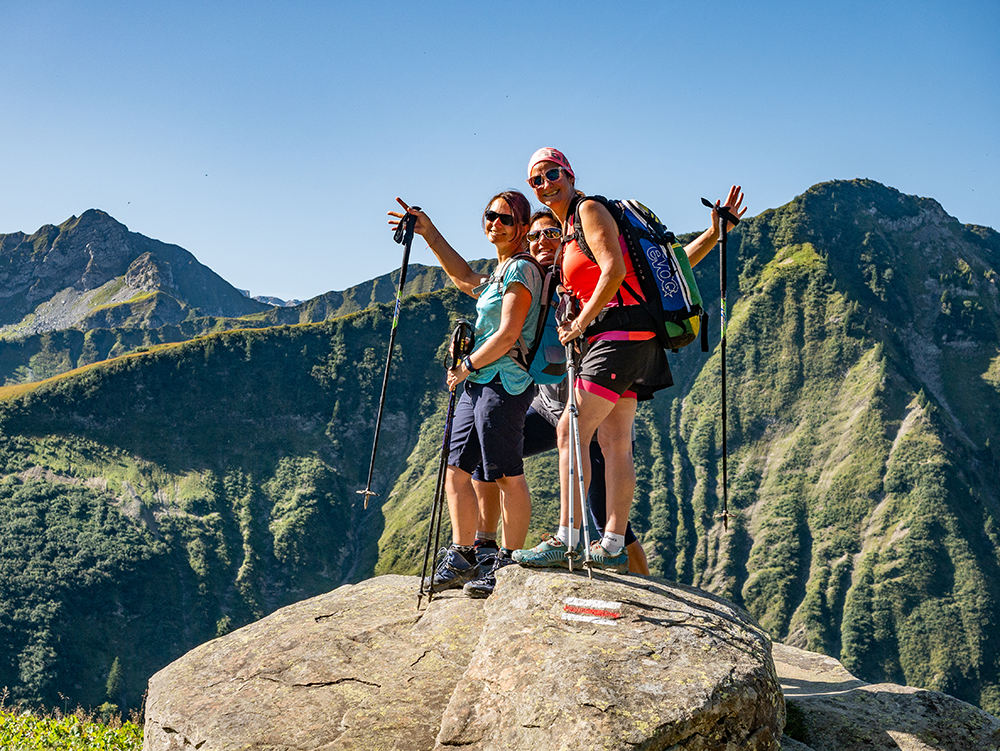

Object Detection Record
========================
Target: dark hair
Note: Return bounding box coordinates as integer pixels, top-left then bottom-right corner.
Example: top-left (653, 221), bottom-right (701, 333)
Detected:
top-left (529, 208), bottom-right (558, 227)
top-left (482, 190), bottom-right (531, 231)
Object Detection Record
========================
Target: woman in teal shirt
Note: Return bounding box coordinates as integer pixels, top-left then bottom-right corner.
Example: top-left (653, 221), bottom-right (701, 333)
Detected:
top-left (389, 191), bottom-right (541, 593)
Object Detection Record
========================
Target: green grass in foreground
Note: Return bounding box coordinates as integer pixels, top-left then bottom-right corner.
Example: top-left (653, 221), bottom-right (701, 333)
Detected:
top-left (0, 694), bottom-right (142, 751)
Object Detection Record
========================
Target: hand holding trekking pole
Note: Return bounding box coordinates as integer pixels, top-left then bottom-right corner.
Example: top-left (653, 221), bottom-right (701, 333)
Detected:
top-left (388, 198), bottom-right (436, 239)
top-left (446, 355), bottom-right (470, 391)
top-left (556, 314), bottom-right (587, 345)
top-left (708, 186), bottom-right (747, 234)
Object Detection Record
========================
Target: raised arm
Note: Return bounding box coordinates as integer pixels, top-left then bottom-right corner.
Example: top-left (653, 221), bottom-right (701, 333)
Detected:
top-left (388, 197), bottom-right (487, 297)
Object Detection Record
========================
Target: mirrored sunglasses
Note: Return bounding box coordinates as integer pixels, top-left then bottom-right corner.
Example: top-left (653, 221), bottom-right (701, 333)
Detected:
top-left (527, 227), bottom-right (562, 242)
top-left (527, 167), bottom-right (564, 188)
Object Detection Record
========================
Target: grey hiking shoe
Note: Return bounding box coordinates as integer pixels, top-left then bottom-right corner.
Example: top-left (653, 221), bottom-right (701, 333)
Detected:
top-left (512, 533), bottom-right (582, 569)
top-left (423, 546), bottom-right (481, 592)
top-left (463, 552), bottom-right (515, 599)
top-left (587, 541), bottom-right (629, 573)
top-left (473, 539), bottom-right (499, 567)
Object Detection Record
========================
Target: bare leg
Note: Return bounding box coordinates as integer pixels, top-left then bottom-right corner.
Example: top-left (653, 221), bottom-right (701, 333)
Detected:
top-left (556, 387), bottom-right (618, 530)
top-left (495, 474), bottom-right (531, 550)
top-left (596, 396), bottom-right (638, 538)
top-left (626, 540), bottom-right (650, 575)
top-left (444, 465), bottom-right (479, 546)
top-left (472, 479), bottom-right (501, 540)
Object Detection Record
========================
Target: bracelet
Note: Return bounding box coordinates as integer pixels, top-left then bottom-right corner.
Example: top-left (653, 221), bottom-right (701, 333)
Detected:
top-left (462, 355), bottom-right (478, 373)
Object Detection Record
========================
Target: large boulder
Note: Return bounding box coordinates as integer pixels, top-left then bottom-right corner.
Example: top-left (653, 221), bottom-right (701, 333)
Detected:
top-left (772, 643), bottom-right (1000, 750)
top-left (144, 568), bottom-right (784, 750)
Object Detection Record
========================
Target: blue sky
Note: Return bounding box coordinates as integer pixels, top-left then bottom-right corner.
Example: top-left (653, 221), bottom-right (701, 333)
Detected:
top-left (2, 0), bottom-right (997, 301)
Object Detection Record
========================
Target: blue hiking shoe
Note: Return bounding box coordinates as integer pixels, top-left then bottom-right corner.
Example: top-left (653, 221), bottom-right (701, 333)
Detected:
top-left (423, 546), bottom-right (481, 592)
top-left (587, 541), bottom-right (629, 573)
top-left (463, 552), bottom-right (516, 599)
top-left (512, 533), bottom-right (582, 569)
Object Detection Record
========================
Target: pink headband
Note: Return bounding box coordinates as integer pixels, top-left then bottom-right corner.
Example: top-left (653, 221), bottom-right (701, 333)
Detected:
top-left (527, 147), bottom-right (575, 180)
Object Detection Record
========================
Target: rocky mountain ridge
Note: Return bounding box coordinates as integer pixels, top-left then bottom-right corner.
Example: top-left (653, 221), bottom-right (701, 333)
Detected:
top-left (0, 209), bottom-right (274, 337)
top-left (0, 208), bottom-right (489, 385)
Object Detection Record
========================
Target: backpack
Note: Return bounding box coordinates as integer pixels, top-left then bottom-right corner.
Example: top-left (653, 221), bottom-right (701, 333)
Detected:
top-left (507, 253), bottom-right (568, 385)
top-left (570, 196), bottom-right (708, 352)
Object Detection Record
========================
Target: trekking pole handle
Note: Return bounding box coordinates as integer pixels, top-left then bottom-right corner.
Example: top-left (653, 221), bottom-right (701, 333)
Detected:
top-left (393, 208), bottom-right (420, 245)
top-left (701, 197), bottom-right (740, 228)
top-left (448, 319), bottom-right (476, 371)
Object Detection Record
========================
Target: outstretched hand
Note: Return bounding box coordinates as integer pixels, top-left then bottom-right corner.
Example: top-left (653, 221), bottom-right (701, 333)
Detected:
top-left (712, 185), bottom-right (747, 232)
top-left (387, 197), bottom-right (436, 239)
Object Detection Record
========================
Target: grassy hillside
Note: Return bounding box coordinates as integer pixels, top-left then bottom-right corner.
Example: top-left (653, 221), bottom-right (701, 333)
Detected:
top-left (0, 180), bottom-right (998, 717)
top-left (0, 286), bottom-right (476, 710)
top-left (661, 181), bottom-right (1000, 712)
top-left (0, 260), bottom-right (492, 386)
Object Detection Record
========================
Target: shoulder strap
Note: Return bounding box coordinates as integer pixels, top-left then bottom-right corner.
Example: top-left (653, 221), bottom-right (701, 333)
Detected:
top-left (567, 194), bottom-right (611, 264)
top-left (568, 195), bottom-right (629, 306)
top-left (508, 252), bottom-right (555, 370)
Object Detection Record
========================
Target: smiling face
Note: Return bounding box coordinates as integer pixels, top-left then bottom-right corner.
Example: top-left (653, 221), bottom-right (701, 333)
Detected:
top-left (528, 160), bottom-right (575, 214)
top-left (528, 216), bottom-right (562, 267)
top-left (483, 198), bottom-right (521, 250)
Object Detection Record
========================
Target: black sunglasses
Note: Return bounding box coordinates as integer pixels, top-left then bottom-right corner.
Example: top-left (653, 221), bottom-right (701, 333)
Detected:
top-left (527, 227), bottom-right (562, 242)
top-left (484, 210), bottom-right (515, 227)
top-left (528, 167), bottom-right (564, 188)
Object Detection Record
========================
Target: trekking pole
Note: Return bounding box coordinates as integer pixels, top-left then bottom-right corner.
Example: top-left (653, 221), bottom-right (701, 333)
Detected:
top-left (417, 319), bottom-right (475, 609)
top-left (563, 327), bottom-right (593, 576)
top-left (701, 198), bottom-right (741, 531)
top-left (358, 209), bottom-right (420, 510)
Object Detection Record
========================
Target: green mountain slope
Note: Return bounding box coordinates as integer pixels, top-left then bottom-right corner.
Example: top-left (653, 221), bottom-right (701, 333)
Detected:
top-left (667, 179), bottom-right (1000, 709)
top-left (0, 287), bottom-right (476, 709)
top-left (0, 253), bottom-right (491, 386)
top-left (0, 180), bottom-right (997, 717)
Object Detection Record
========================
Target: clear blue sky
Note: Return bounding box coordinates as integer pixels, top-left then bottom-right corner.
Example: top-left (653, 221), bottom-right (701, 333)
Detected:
top-left (2, 0), bottom-right (997, 301)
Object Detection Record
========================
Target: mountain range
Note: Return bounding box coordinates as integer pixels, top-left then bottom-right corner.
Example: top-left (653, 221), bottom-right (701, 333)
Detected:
top-left (0, 180), bottom-right (997, 719)
top-left (0, 210), bottom-right (490, 385)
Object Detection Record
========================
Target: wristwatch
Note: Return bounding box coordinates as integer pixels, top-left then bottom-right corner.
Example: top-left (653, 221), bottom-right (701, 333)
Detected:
top-left (462, 355), bottom-right (478, 373)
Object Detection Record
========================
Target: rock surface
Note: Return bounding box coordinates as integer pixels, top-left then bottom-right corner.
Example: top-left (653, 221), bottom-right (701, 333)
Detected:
top-left (772, 643), bottom-right (1000, 750)
top-left (144, 569), bottom-right (784, 750)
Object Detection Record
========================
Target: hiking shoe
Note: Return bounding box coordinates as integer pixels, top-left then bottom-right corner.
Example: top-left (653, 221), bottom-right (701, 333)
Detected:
top-left (473, 539), bottom-right (500, 567)
top-left (587, 541), bottom-right (629, 573)
top-left (423, 546), bottom-right (481, 592)
top-left (463, 553), bottom-right (516, 599)
top-left (512, 533), bottom-right (582, 569)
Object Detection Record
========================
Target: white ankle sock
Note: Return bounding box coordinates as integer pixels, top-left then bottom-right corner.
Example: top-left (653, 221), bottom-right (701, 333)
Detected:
top-left (601, 532), bottom-right (626, 555)
top-left (557, 525), bottom-right (580, 548)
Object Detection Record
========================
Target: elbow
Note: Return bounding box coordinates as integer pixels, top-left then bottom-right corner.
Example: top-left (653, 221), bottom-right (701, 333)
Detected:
top-left (495, 330), bottom-right (521, 351)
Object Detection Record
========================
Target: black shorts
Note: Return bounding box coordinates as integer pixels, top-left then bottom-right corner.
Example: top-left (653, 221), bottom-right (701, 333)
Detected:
top-left (449, 376), bottom-right (535, 481)
top-left (577, 337), bottom-right (672, 403)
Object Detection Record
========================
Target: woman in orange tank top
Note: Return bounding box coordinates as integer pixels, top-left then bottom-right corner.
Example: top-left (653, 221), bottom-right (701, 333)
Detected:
top-left (512, 147), bottom-right (745, 573)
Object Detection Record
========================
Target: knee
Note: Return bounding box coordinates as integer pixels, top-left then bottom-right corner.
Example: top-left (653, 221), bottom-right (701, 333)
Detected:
top-left (597, 432), bottom-right (632, 462)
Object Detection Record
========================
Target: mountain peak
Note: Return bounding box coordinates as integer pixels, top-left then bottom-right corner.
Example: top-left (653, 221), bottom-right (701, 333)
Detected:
top-left (0, 209), bottom-right (272, 335)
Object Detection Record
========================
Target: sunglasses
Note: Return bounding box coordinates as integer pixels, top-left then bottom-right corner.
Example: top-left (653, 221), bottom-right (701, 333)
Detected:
top-left (527, 227), bottom-right (562, 242)
top-left (484, 210), bottom-right (515, 227)
top-left (527, 167), bottom-right (564, 188)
